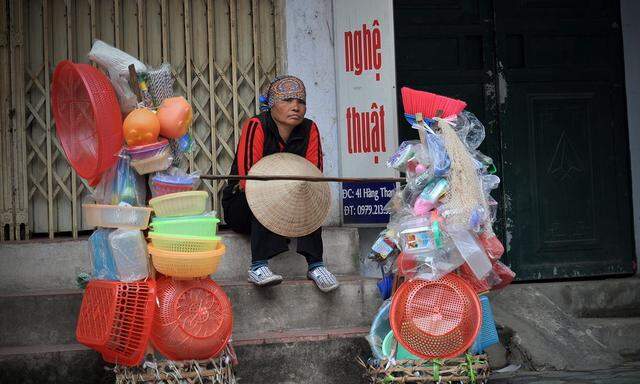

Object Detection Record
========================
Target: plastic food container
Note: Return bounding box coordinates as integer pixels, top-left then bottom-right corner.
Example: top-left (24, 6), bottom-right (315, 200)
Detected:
top-left (148, 232), bottom-right (220, 252)
top-left (83, 204), bottom-right (152, 229)
top-left (130, 146), bottom-right (172, 175)
top-left (149, 242), bottom-right (225, 278)
top-left (150, 216), bottom-right (219, 237)
top-left (125, 139), bottom-right (169, 161)
top-left (148, 191), bottom-right (208, 217)
top-left (150, 174), bottom-right (196, 197)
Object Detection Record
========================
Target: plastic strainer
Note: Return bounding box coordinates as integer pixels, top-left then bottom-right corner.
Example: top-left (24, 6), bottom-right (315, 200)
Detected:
top-left (390, 274), bottom-right (481, 359)
top-left (51, 61), bottom-right (123, 184)
top-left (151, 277), bottom-right (233, 361)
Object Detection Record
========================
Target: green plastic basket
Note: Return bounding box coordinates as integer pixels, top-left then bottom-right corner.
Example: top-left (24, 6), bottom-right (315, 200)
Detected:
top-left (382, 331), bottom-right (420, 360)
top-left (150, 216), bottom-right (220, 237)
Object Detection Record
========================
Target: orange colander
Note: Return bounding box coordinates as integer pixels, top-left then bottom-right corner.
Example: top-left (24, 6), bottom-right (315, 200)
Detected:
top-left (390, 273), bottom-right (481, 359)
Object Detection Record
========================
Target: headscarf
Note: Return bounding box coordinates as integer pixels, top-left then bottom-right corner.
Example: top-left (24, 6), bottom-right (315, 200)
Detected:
top-left (259, 75), bottom-right (306, 111)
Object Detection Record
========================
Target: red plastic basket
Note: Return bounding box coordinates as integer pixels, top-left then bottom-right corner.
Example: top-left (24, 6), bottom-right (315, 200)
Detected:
top-left (458, 263), bottom-right (491, 294)
top-left (390, 274), bottom-right (481, 359)
top-left (151, 277), bottom-right (233, 361)
top-left (52, 61), bottom-right (123, 184)
top-left (76, 280), bottom-right (156, 366)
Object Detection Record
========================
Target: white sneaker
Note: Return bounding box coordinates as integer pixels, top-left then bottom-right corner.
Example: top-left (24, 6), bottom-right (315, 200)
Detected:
top-left (307, 266), bottom-right (339, 293)
top-left (248, 265), bottom-right (283, 287)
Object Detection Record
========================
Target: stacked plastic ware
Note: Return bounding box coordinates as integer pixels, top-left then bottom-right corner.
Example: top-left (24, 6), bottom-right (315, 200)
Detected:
top-left (146, 191), bottom-right (233, 361)
top-left (365, 88), bottom-right (515, 366)
top-left (51, 39), bottom-right (235, 368)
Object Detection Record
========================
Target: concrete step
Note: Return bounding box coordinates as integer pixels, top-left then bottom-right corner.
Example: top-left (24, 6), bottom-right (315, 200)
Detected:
top-left (578, 317), bottom-right (640, 360)
top-left (0, 327), bottom-right (371, 384)
top-left (526, 276), bottom-right (640, 318)
top-left (0, 276), bottom-right (380, 348)
top-left (0, 227), bottom-right (360, 293)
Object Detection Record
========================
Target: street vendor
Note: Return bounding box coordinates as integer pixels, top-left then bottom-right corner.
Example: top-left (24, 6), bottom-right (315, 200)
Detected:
top-left (222, 75), bottom-right (339, 292)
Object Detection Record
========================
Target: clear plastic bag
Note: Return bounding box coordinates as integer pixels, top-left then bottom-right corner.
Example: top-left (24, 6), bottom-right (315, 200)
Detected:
top-left (455, 111), bottom-right (486, 150)
top-left (108, 229), bottom-right (149, 282)
top-left (88, 228), bottom-right (118, 280)
top-left (396, 236), bottom-right (465, 281)
top-left (386, 140), bottom-right (418, 172)
top-left (130, 145), bottom-right (174, 175)
top-left (448, 228), bottom-right (492, 280)
top-left (92, 155), bottom-right (147, 206)
top-left (88, 40), bottom-right (147, 113)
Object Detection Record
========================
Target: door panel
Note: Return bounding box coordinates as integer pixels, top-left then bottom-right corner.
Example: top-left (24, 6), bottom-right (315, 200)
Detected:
top-left (495, 0), bottom-right (635, 278)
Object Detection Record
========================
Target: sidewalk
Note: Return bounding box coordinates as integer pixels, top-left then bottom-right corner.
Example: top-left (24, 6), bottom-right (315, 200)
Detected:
top-left (491, 362), bottom-right (640, 384)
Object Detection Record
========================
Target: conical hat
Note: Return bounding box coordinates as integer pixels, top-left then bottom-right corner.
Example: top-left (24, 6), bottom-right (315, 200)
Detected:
top-left (245, 153), bottom-right (331, 237)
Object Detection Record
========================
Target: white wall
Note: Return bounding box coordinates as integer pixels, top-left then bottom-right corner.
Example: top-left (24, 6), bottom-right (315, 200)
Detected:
top-left (284, 0), bottom-right (341, 225)
top-left (621, 0), bottom-right (640, 268)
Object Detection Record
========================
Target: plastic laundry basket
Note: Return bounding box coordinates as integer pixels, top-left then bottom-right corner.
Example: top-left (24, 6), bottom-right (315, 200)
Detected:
top-left (151, 277), bottom-right (233, 360)
top-left (149, 242), bottom-right (225, 278)
top-left (148, 232), bottom-right (220, 252)
top-left (469, 295), bottom-right (499, 354)
top-left (51, 61), bottom-right (123, 184)
top-left (76, 280), bottom-right (156, 366)
top-left (149, 191), bottom-right (208, 217)
top-left (390, 274), bottom-right (482, 359)
top-left (150, 216), bottom-right (219, 237)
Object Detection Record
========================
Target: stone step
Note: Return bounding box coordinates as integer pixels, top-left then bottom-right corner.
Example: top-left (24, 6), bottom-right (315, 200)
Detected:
top-left (578, 317), bottom-right (640, 360)
top-left (0, 276), bottom-right (380, 348)
top-left (0, 327), bottom-right (372, 384)
top-left (0, 227), bottom-right (360, 293)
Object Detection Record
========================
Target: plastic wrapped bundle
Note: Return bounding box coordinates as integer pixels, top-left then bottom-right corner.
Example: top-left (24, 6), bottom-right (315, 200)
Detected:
top-left (88, 40), bottom-right (147, 113)
top-left (108, 229), bottom-right (149, 282)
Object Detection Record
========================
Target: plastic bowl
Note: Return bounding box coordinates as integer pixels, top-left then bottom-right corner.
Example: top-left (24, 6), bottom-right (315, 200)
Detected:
top-left (149, 191), bottom-right (208, 217)
top-left (149, 242), bottom-right (225, 278)
top-left (83, 204), bottom-right (152, 229)
top-left (148, 232), bottom-right (220, 252)
top-left (125, 139), bottom-right (169, 160)
top-left (150, 216), bottom-right (219, 237)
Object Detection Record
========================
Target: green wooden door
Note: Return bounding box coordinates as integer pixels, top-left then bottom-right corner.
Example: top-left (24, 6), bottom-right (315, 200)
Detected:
top-left (394, 0), bottom-right (635, 280)
top-left (495, 0), bottom-right (635, 279)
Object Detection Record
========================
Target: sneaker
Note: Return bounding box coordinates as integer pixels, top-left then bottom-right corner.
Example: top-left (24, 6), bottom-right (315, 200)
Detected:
top-left (248, 266), bottom-right (283, 287)
top-left (307, 266), bottom-right (339, 293)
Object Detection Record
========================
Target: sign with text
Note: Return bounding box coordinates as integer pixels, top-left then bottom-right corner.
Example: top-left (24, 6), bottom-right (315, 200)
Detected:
top-left (333, 0), bottom-right (398, 225)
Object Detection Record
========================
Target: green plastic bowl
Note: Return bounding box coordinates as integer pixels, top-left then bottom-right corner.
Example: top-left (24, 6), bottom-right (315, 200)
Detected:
top-left (150, 216), bottom-right (220, 237)
top-left (382, 330), bottom-right (420, 360)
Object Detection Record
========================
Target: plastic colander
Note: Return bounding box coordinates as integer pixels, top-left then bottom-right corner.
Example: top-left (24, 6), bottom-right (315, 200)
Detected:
top-left (151, 277), bottom-right (233, 361)
top-left (149, 242), bottom-right (226, 278)
top-left (52, 61), bottom-right (123, 184)
top-left (390, 274), bottom-right (482, 359)
top-left (150, 216), bottom-right (219, 237)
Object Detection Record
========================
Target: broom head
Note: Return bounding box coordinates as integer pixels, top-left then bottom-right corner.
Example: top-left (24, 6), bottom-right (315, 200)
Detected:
top-left (401, 87), bottom-right (467, 120)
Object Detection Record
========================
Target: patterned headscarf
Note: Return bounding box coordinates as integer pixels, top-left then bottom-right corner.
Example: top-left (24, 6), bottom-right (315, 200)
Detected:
top-left (260, 75), bottom-right (306, 110)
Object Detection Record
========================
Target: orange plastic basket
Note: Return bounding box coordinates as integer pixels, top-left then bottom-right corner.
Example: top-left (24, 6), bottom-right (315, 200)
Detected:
top-left (390, 274), bottom-right (481, 359)
top-left (76, 280), bottom-right (156, 366)
top-left (151, 277), bottom-right (233, 361)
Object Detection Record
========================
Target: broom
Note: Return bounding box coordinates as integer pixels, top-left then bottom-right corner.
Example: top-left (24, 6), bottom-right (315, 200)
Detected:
top-left (401, 87), bottom-right (467, 122)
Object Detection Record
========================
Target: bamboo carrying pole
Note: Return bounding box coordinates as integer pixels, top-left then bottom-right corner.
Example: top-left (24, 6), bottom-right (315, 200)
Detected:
top-left (199, 174), bottom-right (406, 183)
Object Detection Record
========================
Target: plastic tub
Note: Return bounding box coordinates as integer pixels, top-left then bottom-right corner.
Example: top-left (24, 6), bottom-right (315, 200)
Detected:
top-left (149, 191), bottom-right (208, 217)
top-left (369, 301), bottom-right (392, 360)
top-left (150, 216), bottom-right (219, 237)
top-left (382, 331), bottom-right (420, 360)
top-left (130, 146), bottom-right (172, 175)
top-left (149, 242), bottom-right (225, 278)
top-left (148, 232), bottom-right (220, 252)
top-left (83, 204), bottom-right (152, 229)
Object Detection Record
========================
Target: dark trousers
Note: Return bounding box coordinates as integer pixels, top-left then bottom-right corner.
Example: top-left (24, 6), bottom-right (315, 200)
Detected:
top-left (222, 185), bottom-right (323, 264)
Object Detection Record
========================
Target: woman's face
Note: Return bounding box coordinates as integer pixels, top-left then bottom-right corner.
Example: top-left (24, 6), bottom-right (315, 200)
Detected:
top-left (271, 98), bottom-right (306, 127)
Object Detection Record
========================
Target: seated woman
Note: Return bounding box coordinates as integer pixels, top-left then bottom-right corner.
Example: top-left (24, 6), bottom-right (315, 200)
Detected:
top-left (222, 75), bottom-right (339, 292)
